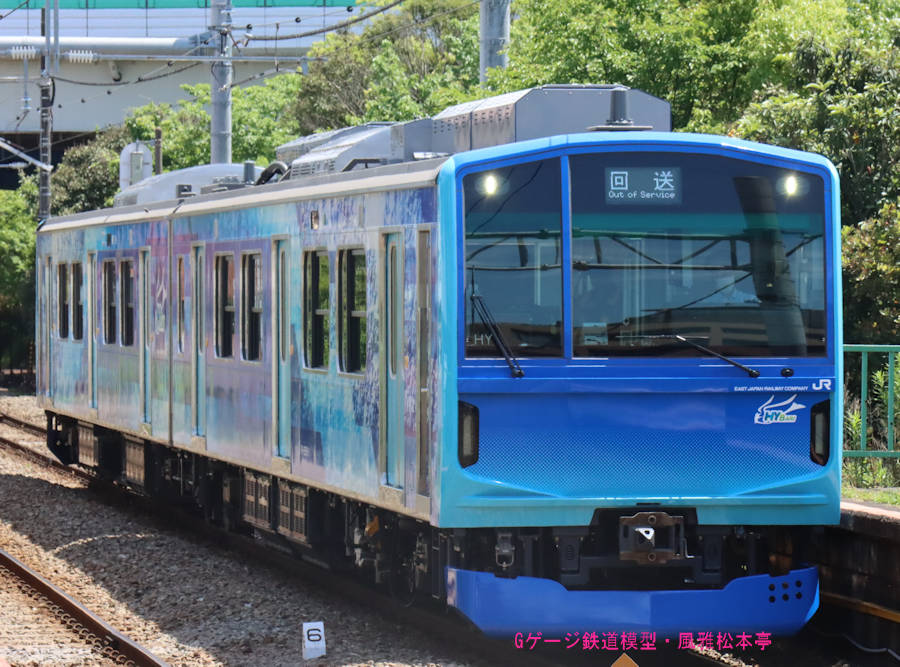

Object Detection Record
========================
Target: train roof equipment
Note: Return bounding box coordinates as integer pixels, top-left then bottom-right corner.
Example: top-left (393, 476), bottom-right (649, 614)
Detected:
top-left (112, 84), bottom-right (670, 208)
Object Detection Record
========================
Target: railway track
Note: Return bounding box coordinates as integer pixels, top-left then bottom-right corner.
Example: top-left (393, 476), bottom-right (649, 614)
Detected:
top-left (0, 412), bottom-right (44, 438)
top-left (0, 547), bottom-right (168, 666)
top-left (0, 411), bottom-right (758, 666)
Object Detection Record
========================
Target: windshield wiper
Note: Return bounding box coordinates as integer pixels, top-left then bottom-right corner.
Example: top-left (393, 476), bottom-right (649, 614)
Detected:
top-left (636, 334), bottom-right (761, 378)
top-left (470, 294), bottom-right (525, 378)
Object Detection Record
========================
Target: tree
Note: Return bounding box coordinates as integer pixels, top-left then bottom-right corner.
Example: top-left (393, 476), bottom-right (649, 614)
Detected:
top-left (289, 32), bottom-right (374, 134)
top-left (0, 176), bottom-right (37, 368)
top-left (50, 125), bottom-right (130, 215)
top-left (486, 0), bottom-right (853, 130)
top-left (126, 73), bottom-right (304, 170)
top-left (842, 204), bottom-right (900, 344)
top-left (735, 36), bottom-right (900, 225)
top-left (289, 0), bottom-right (479, 130)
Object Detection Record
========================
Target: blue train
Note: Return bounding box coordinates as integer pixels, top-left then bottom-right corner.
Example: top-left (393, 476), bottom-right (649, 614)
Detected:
top-left (37, 85), bottom-right (841, 639)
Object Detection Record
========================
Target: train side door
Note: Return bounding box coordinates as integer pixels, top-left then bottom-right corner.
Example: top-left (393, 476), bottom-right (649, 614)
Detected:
top-left (273, 239), bottom-right (291, 458)
top-left (384, 233), bottom-right (404, 488)
top-left (42, 255), bottom-right (52, 396)
top-left (88, 252), bottom-right (97, 408)
top-left (416, 229), bottom-right (432, 500)
top-left (192, 244), bottom-right (206, 437)
top-left (140, 248), bottom-right (151, 423)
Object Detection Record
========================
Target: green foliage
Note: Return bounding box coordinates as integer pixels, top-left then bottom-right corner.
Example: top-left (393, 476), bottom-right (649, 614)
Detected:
top-left (735, 37), bottom-right (900, 225)
top-left (291, 0), bottom-right (479, 130)
top-left (841, 204), bottom-right (900, 343)
top-left (0, 176), bottom-right (37, 368)
top-left (290, 32), bottom-right (373, 134)
top-left (358, 40), bottom-right (421, 122)
top-left (843, 457), bottom-right (899, 488)
top-left (487, 0), bottom-right (851, 129)
top-left (126, 97), bottom-right (208, 170)
top-left (843, 354), bottom-right (900, 489)
top-left (126, 73), bottom-right (304, 170)
top-left (51, 125), bottom-right (131, 215)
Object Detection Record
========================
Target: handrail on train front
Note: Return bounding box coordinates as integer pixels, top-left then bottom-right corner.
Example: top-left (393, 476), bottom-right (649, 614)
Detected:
top-left (844, 344), bottom-right (900, 458)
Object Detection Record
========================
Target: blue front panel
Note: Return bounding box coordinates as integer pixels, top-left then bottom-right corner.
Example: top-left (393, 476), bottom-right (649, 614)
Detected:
top-left (452, 373), bottom-right (839, 526)
top-left (436, 133), bottom-right (842, 529)
top-left (467, 388), bottom-right (829, 497)
top-left (448, 566), bottom-right (819, 637)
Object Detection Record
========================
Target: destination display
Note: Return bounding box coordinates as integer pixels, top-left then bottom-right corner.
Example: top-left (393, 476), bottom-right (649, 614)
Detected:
top-left (605, 167), bottom-right (682, 205)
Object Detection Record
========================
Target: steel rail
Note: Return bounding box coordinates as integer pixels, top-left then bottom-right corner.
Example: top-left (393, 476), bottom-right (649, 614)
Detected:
top-left (0, 547), bottom-right (170, 667)
top-left (0, 412), bottom-right (46, 438)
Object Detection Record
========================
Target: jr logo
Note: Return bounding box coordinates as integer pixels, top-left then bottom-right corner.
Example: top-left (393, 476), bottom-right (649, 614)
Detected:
top-left (755, 394), bottom-right (806, 425)
top-left (812, 379), bottom-right (833, 391)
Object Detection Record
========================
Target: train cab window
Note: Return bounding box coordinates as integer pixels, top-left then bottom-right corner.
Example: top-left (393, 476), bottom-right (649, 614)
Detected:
top-left (72, 262), bottom-right (84, 340)
top-left (569, 153), bottom-right (827, 357)
top-left (57, 263), bottom-right (69, 339)
top-left (103, 260), bottom-right (117, 344)
top-left (215, 255), bottom-right (235, 358)
top-left (177, 256), bottom-right (185, 354)
top-left (241, 253), bottom-right (263, 361)
top-left (120, 260), bottom-right (135, 346)
top-left (304, 250), bottom-right (329, 368)
top-left (338, 248), bottom-right (366, 373)
top-left (463, 158), bottom-right (563, 357)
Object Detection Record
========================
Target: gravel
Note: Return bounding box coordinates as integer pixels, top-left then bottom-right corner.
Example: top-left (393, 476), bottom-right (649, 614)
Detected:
top-left (0, 389), bottom-right (480, 666)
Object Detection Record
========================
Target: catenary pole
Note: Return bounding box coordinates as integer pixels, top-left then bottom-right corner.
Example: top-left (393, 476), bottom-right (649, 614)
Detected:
top-left (209, 0), bottom-right (232, 164)
top-left (479, 0), bottom-right (509, 83)
top-left (38, 0), bottom-right (52, 220)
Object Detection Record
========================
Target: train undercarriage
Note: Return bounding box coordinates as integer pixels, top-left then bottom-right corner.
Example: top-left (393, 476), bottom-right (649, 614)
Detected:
top-left (45, 412), bottom-right (815, 614)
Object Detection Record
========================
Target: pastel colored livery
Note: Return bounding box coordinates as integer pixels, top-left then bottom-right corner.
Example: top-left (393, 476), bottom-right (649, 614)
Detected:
top-left (37, 85), bottom-right (841, 637)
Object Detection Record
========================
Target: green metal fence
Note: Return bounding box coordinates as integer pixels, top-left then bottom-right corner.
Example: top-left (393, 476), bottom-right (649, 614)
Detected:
top-left (844, 344), bottom-right (899, 458)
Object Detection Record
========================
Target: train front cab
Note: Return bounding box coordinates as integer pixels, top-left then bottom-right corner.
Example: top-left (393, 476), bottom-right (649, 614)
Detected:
top-left (435, 133), bottom-right (842, 638)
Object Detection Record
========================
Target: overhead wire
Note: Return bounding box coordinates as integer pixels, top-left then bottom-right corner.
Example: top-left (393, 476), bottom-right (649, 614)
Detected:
top-left (235, 4), bottom-right (367, 31)
top-left (3, 0), bottom-right (478, 165)
top-left (0, 0), bottom-right (31, 21)
top-left (316, 0), bottom-right (478, 52)
top-left (244, 0), bottom-right (404, 41)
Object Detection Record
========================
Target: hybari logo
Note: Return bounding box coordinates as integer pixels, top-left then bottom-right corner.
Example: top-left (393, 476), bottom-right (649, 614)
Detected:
top-left (754, 394), bottom-right (806, 425)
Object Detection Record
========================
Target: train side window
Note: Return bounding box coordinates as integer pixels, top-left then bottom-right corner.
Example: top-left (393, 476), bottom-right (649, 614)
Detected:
top-left (241, 252), bottom-right (263, 361)
top-left (196, 253), bottom-right (204, 349)
top-left (120, 259), bottom-right (135, 346)
top-left (304, 250), bottom-right (329, 368)
top-left (103, 260), bottom-right (117, 344)
top-left (279, 248), bottom-right (288, 362)
top-left (72, 262), bottom-right (84, 340)
top-left (215, 254), bottom-right (235, 358)
top-left (338, 248), bottom-right (366, 373)
top-left (177, 256), bottom-right (185, 354)
top-left (57, 263), bottom-right (69, 339)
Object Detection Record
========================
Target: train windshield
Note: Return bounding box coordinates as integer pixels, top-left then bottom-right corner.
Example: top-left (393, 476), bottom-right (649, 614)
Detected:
top-left (463, 152), bottom-right (827, 358)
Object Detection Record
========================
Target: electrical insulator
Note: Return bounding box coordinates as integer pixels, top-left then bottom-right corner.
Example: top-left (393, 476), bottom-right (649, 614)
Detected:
top-left (65, 50), bottom-right (95, 64)
top-left (10, 45), bottom-right (38, 60)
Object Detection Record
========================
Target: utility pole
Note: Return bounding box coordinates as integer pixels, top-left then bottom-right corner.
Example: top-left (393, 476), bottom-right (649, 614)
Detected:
top-left (209, 0), bottom-right (232, 164)
top-left (479, 0), bottom-right (510, 83)
top-left (154, 127), bottom-right (162, 174)
top-left (38, 0), bottom-right (53, 220)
